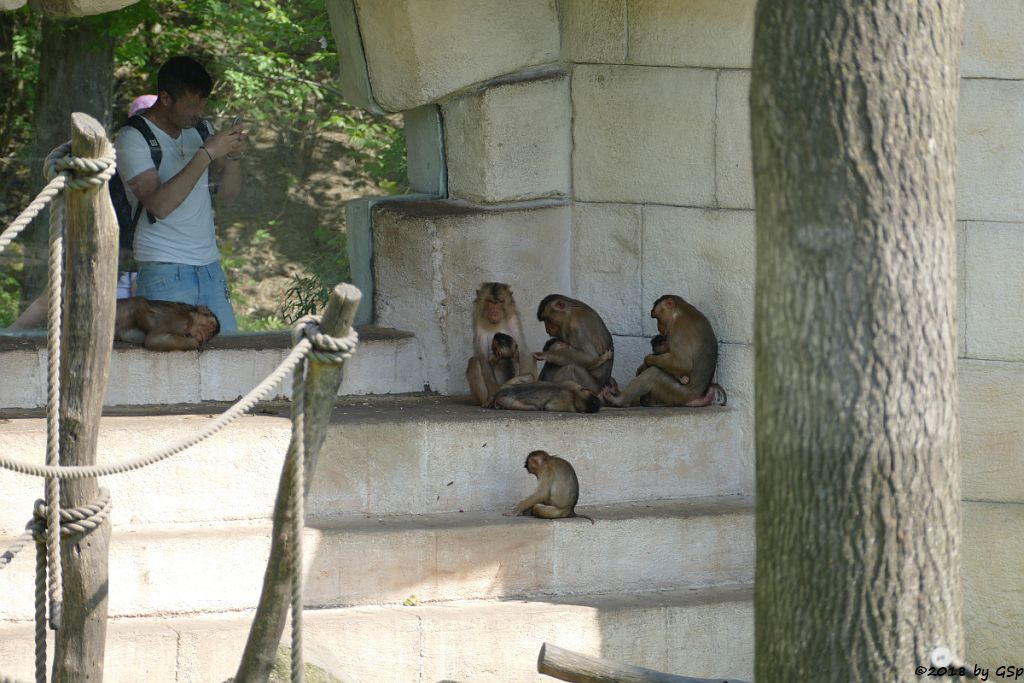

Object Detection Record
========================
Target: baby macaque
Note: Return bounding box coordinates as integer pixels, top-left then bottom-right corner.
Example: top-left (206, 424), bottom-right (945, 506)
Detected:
top-left (535, 337), bottom-right (613, 371)
top-left (503, 450), bottom-right (594, 523)
top-left (115, 297), bottom-right (220, 351)
top-left (635, 334), bottom-right (678, 378)
top-left (492, 380), bottom-right (601, 413)
top-left (490, 332), bottom-right (521, 386)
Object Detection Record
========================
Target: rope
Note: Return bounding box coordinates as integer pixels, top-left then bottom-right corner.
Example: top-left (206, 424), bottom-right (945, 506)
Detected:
top-left (289, 355), bottom-right (306, 683)
top-left (0, 324), bottom-right (357, 481)
top-left (43, 149), bottom-right (66, 631)
top-left (0, 135), bottom-right (355, 680)
top-left (0, 141), bottom-right (115, 259)
top-left (0, 491), bottom-right (111, 683)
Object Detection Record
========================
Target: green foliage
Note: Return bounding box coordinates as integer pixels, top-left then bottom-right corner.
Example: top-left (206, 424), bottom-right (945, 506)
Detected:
top-left (0, 273), bottom-right (20, 327)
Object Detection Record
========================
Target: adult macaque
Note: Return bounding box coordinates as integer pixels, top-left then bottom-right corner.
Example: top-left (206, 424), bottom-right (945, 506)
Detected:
top-left (466, 283), bottom-right (536, 406)
top-left (493, 380), bottom-right (601, 413)
top-left (603, 295), bottom-right (726, 408)
top-left (535, 295), bottom-right (614, 393)
top-left (115, 297), bottom-right (220, 351)
top-left (503, 450), bottom-right (594, 524)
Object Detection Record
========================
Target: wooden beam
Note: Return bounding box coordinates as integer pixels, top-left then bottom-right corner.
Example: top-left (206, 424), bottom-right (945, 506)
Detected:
top-left (52, 112), bottom-right (118, 681)
top-left (537, 642), bottom-right (750, 683)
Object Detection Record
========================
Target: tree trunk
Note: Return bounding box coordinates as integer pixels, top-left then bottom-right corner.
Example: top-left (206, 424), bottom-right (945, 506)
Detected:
top-left (24, 15), bottom-right (113, 303)
top-left (52, 112), bottom-right (118, 681)
top-left (235, 284), bottom-right (361, 683)
top-left (750, 2), bottom-right (965, 681)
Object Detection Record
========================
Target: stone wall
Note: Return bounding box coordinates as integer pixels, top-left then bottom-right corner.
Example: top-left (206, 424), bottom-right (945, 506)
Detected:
top-left (328, 0), bottom-right (1023, 663)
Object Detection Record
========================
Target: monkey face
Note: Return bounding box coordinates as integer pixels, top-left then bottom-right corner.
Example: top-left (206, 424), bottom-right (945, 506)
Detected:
top-left (191, 309), bottom-right (220, 344)
top-left (485, 298), bottom-right (506, 324)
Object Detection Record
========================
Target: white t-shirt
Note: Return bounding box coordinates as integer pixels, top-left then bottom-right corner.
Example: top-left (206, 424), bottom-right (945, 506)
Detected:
top-left (114, 118), bottom-right (220, 265)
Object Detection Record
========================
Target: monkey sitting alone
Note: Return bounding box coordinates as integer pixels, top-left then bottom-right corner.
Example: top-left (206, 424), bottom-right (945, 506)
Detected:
top-left (115, 297), bottom-right (220, 351)
top-left (503, 450), bottom-right (594, 524)
top-left (492, 380), bottom-right (601, 413)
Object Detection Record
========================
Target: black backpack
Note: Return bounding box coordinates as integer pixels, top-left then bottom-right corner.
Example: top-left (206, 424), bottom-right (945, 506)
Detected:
top-left (110, 115), bottom-right (210, 267)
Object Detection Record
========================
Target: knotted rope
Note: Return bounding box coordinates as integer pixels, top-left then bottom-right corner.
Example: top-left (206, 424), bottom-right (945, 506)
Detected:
top-left (0, 490), bottom-right (112, 683)
top-left (0, 139), bottom-right (357, 683)
top-left (286, 314), bottom-right (354, 683)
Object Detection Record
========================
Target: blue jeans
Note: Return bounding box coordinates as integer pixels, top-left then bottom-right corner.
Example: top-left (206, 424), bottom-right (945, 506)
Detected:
top-left (136, 261), bottom-right (238, 333)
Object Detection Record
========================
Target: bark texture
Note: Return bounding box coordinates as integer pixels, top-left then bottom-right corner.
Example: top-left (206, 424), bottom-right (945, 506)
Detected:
top-left (750, 2), bottom-right (964, 681)
top-left (25, 15), bottom-right (113, 302)
top-left (52, 113), bottom-right (118, 681)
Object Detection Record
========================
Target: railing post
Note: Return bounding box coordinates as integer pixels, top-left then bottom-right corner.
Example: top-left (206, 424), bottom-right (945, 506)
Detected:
top-left (52, 112), bottom-right (118, 681)
top-left (235, 283), bottom-right (361, 683)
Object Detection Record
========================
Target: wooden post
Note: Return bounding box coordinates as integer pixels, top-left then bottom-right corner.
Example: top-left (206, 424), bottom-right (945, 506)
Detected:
top-left (235, 283), bottom-right (361, 682)
top-left (537, 643), bottom-right (750, 683)
top-left (52, 112), bottom-right (118, 682)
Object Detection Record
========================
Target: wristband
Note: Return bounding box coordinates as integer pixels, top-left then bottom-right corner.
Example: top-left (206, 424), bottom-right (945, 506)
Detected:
top-left (200, 146), bottom-right (214, 163)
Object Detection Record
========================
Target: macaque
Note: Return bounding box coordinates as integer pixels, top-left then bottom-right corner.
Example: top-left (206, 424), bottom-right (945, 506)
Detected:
top-left (115, 297), bottom-right (220, 351)
top-left (493, 380), bottom-right (601, 413)
top-left (535, 295), bottom-right (614, 393)
top-left (489, 332), bottom-right (521, 386)
top-left (535, 337), bottom-right (613, 371)
top-left (503, 450), bottom-right (594, 523)
top-left (635, 334), bottom-right (674, 377)
top-left (603, 295), bottom-right (725, 408)
top-left (466, 283), bottom-right (537, 406)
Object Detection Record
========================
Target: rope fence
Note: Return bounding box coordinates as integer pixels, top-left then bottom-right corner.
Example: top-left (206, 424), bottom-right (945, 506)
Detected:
top-left (0, 133), bottom-right (358, 683)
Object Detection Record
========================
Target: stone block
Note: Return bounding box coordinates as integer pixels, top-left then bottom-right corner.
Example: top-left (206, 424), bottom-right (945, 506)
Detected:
top-left (961, 0), bottom-right (1024, 79)
top-left (964, 501), bottom-right (1024, 667)
top-left (964, 221), bottom-right (1024, 361)
top-left (351, 0), bottom-right (560, 111)
top-left (642, 207), bottom-right (756, 344)
top-left (717, 70), bottom-right (754, 210)
top-left (626, 0), bottom-right (756, 68)
top-left (559, 0), bottom-right (627, 63)
top-left (573, 65), bottom-right (717, 205)
top-left (326, 0), bottom-right (382, 113)
top-left (199, 348), bottom-right (289, 402)
top-left (716, 342), bottom-right (754, 495)
top-left (372, 200), bottom-right (571, 392)
top-left (27, 0), bottom-right (136, 15)
top-left (960, 359), bottom-right (1024, 504)
top-left (957, 79), bottom-right (1024, 222)
top-left (957, 221), bottom-right (967, 358)
top-left (405, 104), bottom-right (447, 196)
top-left (0, 350), bottom-right (43, 408)
top-left (104, 348), bottom-right (202, 405)
top-left (572, 202), bottom-right (642, 335)
top-left (444, 70), bottom-right (571, 203)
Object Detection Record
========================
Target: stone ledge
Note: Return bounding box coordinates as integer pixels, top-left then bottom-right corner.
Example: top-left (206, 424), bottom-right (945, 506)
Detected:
top-left (0, 324), bottom-right (413, 352)
top-left (0, 585), bottom-right (755, 682)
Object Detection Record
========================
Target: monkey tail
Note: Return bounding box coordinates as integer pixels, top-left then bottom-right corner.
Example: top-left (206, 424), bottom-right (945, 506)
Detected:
top-left (572, 513), bottom-right (596, 525)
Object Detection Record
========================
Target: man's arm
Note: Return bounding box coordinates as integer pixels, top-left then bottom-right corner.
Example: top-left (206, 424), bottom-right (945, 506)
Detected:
top-left (209, 124), bottom-right (246, 204)
top-left (126, 127), bottom-right (243, 219)
top-left (127, 151), bottom-right (211, 220)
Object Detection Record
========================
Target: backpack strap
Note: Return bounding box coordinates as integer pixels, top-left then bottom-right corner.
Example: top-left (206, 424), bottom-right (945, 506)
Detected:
top-left (124, 115), bottom-right (162, 224)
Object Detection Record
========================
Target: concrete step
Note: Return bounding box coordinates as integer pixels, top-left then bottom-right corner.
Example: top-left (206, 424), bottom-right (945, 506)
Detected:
top-left (0, 325), bottom-right (426, 409)
top-left (0, 584), bottom-right (754, 683)
top-left (0, 396), bottom-right (752, 527)
top-left (0, 498), bottom-right (753, 621)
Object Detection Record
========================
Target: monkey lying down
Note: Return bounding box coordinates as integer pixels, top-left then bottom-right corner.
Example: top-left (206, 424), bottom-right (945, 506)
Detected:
top-left (504, 450), bottom-right (594, 524)
top-left (115, 297), bottom-right (220, 351)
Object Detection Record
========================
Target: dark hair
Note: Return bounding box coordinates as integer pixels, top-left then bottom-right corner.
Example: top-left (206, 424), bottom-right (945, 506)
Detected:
top-left (536, 294), bottom-right (565, 321)
top-left (157, 56), bottom-right (213, 100)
